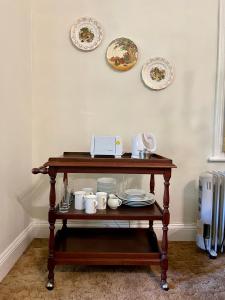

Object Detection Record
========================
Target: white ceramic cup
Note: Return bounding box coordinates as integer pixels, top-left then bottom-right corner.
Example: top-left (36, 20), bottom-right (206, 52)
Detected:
top-left (82, 187), bottom-right (94, 195)
top-left (96, 192), bottom-right (107, 210)
top-left (109, 193), bottom-right (116, 199)
top-left (85, 195), bottom-right (98, 214)
top-left (108, 197), bottom-right (122, 209)
top-left (74, 191), bottom-right (86, 210)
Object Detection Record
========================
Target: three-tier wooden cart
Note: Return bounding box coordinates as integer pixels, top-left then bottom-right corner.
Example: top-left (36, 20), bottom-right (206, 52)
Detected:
top-left (32, 152), bottom-right (176, 290)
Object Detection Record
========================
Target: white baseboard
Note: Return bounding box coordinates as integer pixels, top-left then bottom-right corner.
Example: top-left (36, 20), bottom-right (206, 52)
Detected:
top-left (130, 221), bottom-right (197, 241)
top-left (0, 222), bottom-right (33, 282)
top-left (32, 219), bottom-right (197, 241)
top-left (32, 219), bottom-right (131, 238)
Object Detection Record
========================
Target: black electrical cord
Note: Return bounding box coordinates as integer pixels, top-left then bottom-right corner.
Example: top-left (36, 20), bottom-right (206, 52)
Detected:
top-left (220, 234), bottom-right (225, 252)
top-left (203, 237), bottom-right (208, 253)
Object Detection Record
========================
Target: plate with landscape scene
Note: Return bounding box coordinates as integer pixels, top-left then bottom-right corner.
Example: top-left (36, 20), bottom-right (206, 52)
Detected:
top-left (106, 37), bottom-right (138, 71)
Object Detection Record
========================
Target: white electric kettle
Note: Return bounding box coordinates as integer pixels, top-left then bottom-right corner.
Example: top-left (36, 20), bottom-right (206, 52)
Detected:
top-left (131, 133), bottom-right (157, 158)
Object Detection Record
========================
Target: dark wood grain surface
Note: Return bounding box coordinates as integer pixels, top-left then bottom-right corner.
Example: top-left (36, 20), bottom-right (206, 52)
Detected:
top-left (32, 152), bottom-right (176, 289)
top-left (44, 152), bottom-right (176, 170)
top-left (55, 201), bottom-right (163, 221)
top-left (54, 228), bottom-right (161, 265)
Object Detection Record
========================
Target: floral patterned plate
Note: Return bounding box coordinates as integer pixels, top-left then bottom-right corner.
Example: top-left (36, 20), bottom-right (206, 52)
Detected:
top-left (106, 37), bottom-right (138, 71)
top-left (141, 57), bottom-right (174, 90)
top-left (70, 17), bottom-right (103, 51)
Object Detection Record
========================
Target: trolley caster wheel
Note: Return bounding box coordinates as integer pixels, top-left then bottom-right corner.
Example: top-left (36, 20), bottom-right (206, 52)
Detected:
top-left (161, 282), bottom-right (169, 291)
top-left (46, 280), bottom-right (54, 290)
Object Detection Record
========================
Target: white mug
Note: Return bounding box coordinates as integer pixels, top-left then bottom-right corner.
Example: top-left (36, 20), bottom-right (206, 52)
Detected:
top-left (96, 192), bottom-right (107, 210)
top-left (85, 195), bottom-right (98, 214)
top-left (108, 197), bottom-right (122, 209)
top-left (74, 191), bottom-right (86, 210)
top-left (82, 187), bottom-right (94, 195)
top-left (109, 193), bottom-right (116, 199)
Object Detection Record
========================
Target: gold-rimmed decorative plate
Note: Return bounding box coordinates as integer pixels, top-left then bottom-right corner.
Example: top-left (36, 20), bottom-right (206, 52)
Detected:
top-left (106, 37), bottom-right (138, 71)
top-left (70, 17), bottom-right (103, 51)
top-left (141, 57), bottom-right (174, 90)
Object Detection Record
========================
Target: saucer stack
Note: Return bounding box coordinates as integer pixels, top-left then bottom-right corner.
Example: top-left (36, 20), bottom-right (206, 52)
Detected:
top-left (97, 177), bottom-right (116, 195)
top-left (118, 189), bottom-right (155, 207)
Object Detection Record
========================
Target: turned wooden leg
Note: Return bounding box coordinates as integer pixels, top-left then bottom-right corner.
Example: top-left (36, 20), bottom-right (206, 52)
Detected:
top-left (149, 220), bottom-right (153, 231)
top-left (47, 218), bottom-right (56, 290)
top-left (47, 169), bottom-right (56, 290)
top-left (161, 170), bottom-right (171, 291)
top-left (62, 219), bottom-right (67, 230)
top-left (148, 220), bottom-right (158, 249)
top-left (62, 173), bottom-right (68, 229)
top-left (149, 175), bottom-right (155, 235)
top-left (150, 174), bottom-right (155, 194)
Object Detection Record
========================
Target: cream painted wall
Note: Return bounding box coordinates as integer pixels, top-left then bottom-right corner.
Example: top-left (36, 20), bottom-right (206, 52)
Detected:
top-left (0, 0), bottom-right (32, 254)
top-left (32, 0), bottom-right (224, 226)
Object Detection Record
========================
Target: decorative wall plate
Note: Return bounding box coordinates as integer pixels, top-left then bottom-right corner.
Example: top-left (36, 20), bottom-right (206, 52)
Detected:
top-left (70, 17), bottom-right (103, 51)
top-left (141, 57), bottom-right (174, 90)
top-left (106, 37), bottom-right (138, 71)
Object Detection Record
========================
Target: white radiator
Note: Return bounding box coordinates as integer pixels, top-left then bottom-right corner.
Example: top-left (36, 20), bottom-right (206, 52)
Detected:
top-left (196, 172), bottom-right (225, 257)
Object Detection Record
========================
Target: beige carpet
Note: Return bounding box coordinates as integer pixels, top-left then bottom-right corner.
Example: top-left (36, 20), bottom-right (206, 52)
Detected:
top-left (0, 239), bottom-right (225, 300)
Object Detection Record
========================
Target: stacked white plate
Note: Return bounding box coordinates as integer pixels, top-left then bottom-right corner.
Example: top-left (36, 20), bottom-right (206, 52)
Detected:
top-left (118, 189), bottom-right (155, 207)
top-left (97, 177), bottom-right (117, 195)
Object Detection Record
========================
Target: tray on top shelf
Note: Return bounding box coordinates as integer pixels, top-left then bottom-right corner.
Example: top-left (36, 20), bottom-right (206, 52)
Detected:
top-left (45, 152), bottom-right (176, 169)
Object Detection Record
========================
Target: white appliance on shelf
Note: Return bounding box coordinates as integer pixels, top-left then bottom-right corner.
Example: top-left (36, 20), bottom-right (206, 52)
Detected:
top-left (90, 135), bottom-right (122, 158)
top-left (196, 172), bottom-right (225, 258)
top-left (131, 133), bottom-right (157, 158)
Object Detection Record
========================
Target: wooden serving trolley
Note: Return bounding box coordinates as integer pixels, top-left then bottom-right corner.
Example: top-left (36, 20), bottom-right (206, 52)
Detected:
top-left (32, 152), bottom-right (176, 290)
